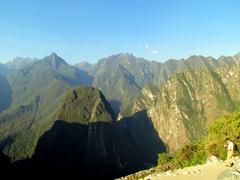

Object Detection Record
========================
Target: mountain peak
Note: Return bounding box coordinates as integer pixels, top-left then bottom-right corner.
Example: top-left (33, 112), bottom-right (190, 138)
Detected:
top-left (234, 52), bottom-right (240, 57)
top-left (187, 55), bottom-right (205, 60)
top-left (116, 52), bottom-right (135, 58)
top-left (49, 52), bottom-right (58, 60)
top-left (46, 52), bottom-right (67, 68)
top-left (57, 86), bottom-right (115, 124)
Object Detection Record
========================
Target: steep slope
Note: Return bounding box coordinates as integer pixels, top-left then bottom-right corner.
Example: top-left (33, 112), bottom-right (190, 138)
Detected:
top-left (133, 64), bottom-right (240, 152)
top-left (0, 53), bottom-right (93, 160)
top-left (131, 85), bottom-right (159, 114)
top-left (57, 87), bottom-right (115, 123)
top-left (25, 87), bottom-right (165, 178)
top-left (84, 53), bottom-right (240, 117)
top-left (216, 64), bottom-right (240, 103)
top-left (89, 55), bottom-right (141, 115)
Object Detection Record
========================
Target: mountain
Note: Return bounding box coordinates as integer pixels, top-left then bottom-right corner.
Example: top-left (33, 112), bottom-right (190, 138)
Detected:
top-left (31, 87), bottom-right (137, 178)
top-left (0, 52), bottom-right (165, 168)
top-left (89, 56), bottom-right (141, 116)
top-left (5, 56), bottom-right (37, 70)
top-left (0, 56), bottom-right (36, 78)
top-left (0, 57), bottom-right (35, 112)
top-left (75, 61), bottom-right (92, 71)
top-left (56, 86), bottom-right (115, 124)
top-left (132, 64), bottom-right (240, 152)
top-left (1, 51), bottom-right (240, 176)
top-left (0, 52), bottom-right (93, 160)
top-left (0, 76), bottom-right (12, 113)
top-left (83, 52), bottom-right (240, 117)
top-left (9, 86), bottom-right (165, 179)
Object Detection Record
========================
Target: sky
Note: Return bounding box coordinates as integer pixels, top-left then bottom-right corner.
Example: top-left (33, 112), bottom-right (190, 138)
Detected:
top-left (0, 0), bottom-right (240, 64)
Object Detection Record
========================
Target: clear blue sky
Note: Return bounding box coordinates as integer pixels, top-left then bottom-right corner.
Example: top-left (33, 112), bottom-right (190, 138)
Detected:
top-left (0, 0), bottom-right (240, 64)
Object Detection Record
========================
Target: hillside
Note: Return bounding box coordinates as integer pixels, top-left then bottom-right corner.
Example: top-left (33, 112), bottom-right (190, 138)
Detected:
top-left (121, 110), bottom-right (240, 180)
top-left (132, 64), bottom-right (240, 152)
top-left (8, 86), bottom-right (165, 179)
top-left (78, 53), bottom-right (240, 117)
top-left (0, 53), bottom-right (93, 160)
top-left (0, 52), bottom-right (240, 178)
top-left (31, 86), bottom-right (129, 178)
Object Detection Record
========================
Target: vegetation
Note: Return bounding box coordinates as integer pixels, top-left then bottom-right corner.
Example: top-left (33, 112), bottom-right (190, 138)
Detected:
top-left (87, 53), bottom-right (239, 117)
top-left (1, 52), bottom-right (240, 164)
top-left (0, 53), bottom-right (92, 160)
top-left (207, 111), bottom-right (240, 158)
top-left (157, 110), bottom-right (240, 168)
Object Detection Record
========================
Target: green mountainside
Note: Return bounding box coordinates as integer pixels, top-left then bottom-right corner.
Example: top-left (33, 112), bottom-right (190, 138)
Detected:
top-left (0, 52), bottom-right (240, 176)
top-left (31, 86), bottom-right (139, 178)
top-left (10, 86), bottom-right (164, 179)
top-left (132, 64), bottom-right (240, 152)
top-left (0, 53), bottom-right (93, 160)
top-left (78, 53), bottom-right (240, 117)
top-left (57, 87), bottom-right (115, 124)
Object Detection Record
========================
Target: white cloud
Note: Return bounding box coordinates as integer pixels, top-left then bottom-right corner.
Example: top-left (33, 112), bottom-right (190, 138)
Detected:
top-left (152, 50), bottom-right (158, 54)
top-left (145, 44), bottom-right (150, 49)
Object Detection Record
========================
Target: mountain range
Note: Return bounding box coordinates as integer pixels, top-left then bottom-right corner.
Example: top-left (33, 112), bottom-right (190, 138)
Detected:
top-left (76, 53), bottom-right (240, 117)
top-left (0, 51), bottom-right (240, 178)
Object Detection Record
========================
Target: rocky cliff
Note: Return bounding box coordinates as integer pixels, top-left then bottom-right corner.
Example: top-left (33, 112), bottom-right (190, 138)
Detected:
top-left (132, 64), bottom-right (240, 152)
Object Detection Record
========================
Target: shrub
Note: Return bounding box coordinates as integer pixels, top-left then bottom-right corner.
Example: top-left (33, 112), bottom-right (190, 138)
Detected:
top-left (207, 112), bottom-right (240, 159)
top-left (172, 141), bottom-right (207, 168)
top-left (157, 153), bottom-right (172, 165)
top-left (157, 111), bottom-right (240, 169)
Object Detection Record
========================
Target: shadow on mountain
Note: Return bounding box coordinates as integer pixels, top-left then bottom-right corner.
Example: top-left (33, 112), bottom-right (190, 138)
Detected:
top-left (119, 110), bottom-right (166, 165)
top-left (0, 151), bottom-right (12, 170)
top-left (14, 110), bottom-right (165, 179)
top-left (109, 100), bottom-right (121, 117)
top-left (0, 76), bottom-right (12, 112)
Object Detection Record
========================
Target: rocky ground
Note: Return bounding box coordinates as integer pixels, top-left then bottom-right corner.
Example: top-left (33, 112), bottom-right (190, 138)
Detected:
top-left (119, 156), bottom-right (240, 180)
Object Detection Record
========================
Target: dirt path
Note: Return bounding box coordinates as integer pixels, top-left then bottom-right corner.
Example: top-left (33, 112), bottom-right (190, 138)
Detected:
top-left (144, 161), bottom-right (231, 180)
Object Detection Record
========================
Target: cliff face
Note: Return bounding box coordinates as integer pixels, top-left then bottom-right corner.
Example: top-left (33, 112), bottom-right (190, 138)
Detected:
top-left (131, 85), bottom-right (159, 114)
top-left (133, 64), bottom-right (240, 152)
